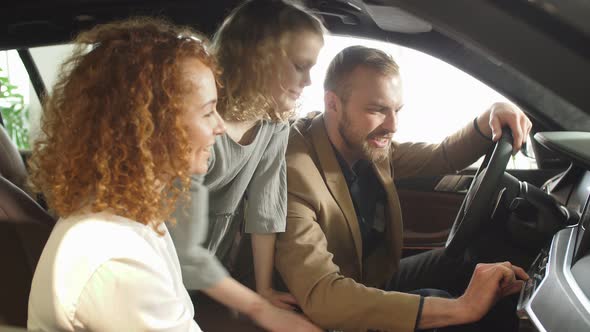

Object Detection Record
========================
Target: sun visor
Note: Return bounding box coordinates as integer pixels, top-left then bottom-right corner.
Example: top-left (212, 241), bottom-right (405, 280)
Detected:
top-left (365, 4), bottom-right (432, 33)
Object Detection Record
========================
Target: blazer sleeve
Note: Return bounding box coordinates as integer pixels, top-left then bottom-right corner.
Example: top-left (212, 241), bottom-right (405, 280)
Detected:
top-left (276, 162), bottom-right (421, 332)
top-left (391, 119), bottom-right (492, 179)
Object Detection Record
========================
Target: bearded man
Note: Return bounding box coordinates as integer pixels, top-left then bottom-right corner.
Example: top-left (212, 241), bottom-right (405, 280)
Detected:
top-left (275, 45), bottom-right (531, 332)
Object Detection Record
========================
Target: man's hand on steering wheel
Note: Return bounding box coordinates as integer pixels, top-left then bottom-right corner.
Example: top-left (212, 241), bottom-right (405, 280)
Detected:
top-left (476, 102), bottom-right (532, 152)
top-left (445, 102), bottom-right (532, 256)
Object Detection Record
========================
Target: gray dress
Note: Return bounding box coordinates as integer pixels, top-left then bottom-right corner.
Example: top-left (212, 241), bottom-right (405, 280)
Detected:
top-left (170, 120), bottom-right (288, 290)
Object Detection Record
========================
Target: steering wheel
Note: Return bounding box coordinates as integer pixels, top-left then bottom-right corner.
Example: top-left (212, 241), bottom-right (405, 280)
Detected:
top-left (445, 128), bottom-right (514, 257)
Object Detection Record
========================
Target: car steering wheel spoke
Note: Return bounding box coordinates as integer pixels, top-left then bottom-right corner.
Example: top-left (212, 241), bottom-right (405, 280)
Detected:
top-left (445, 128), bottom-right (514, 256)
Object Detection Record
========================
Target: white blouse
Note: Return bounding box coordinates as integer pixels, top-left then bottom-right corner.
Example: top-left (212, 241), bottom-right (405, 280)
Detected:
top-left (28, 211), bottom-right (201, 332)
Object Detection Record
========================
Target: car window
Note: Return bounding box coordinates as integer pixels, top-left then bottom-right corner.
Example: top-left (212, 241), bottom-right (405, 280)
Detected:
top-left (297, 35), bottom-right (537, 170)
top-left (2, 38), bottom-right (536, 169)
top-left (1, 50), bottom-right (34, 149)
top-left (0, 44), bottom-right (74, 149)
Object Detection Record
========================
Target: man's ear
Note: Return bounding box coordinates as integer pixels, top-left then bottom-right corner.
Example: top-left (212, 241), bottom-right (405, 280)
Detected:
top-left (324, 90), bottom-right (342, 114)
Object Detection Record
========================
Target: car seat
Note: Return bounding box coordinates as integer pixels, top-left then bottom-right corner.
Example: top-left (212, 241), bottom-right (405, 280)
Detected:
top-left (0, 124), bottom-right (55, 326)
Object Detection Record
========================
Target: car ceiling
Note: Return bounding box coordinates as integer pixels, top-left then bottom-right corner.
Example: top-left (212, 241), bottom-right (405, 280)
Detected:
top-left (0, 0), bottom-right (242, 48)
top-left (1, 0), bottom-right (589, 131)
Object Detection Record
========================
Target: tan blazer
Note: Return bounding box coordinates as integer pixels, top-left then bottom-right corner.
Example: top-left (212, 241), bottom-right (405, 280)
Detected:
top-left (275, 113), bottom-right (490, 332)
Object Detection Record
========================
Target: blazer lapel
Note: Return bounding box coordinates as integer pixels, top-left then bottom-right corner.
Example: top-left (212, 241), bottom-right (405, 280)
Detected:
top-left (310, 115), bottom-right (364, 271)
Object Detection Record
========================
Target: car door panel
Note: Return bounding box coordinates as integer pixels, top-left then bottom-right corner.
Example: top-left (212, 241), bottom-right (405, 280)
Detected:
top-left (398, 189), bottom-right (462, 248)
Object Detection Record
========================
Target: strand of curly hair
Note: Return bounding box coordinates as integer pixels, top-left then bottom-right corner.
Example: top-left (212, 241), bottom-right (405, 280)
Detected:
top-left (28, 18), bottom-right (219, 232)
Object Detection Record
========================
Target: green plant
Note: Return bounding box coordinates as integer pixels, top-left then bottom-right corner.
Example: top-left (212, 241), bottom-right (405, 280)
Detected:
top-left (0, 66), bottom-right (30, 149)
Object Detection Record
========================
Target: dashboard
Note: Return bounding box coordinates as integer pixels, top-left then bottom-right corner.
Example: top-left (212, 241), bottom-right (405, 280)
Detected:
top-left (516, 132), bottom-right (590, 331)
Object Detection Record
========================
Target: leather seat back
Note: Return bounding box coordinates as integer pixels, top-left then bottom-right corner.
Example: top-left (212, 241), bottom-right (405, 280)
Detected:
top-left (0, 125), bottom-right (28, 192)
top-left (0, 176), bottom-right (55, 326)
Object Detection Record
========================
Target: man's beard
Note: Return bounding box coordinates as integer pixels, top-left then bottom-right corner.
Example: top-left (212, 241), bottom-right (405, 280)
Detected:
top-left (337, 109), bottom-right (390, 163)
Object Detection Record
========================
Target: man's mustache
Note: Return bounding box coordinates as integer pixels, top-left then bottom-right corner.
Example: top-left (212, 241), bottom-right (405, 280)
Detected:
top-left (367, 130), bottom-right (393, 140)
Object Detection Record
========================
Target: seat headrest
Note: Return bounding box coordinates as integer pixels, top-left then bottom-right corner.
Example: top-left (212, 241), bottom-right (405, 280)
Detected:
top-left (0, 125), bottom-right (28, 191)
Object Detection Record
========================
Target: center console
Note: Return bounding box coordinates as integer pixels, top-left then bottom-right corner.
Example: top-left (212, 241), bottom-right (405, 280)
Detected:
top-left (516, 227), bottom-right (590, 331)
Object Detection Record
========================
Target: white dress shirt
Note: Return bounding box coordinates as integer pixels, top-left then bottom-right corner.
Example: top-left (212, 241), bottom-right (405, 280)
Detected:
top-left (28, 211), bottom-right (201, 332)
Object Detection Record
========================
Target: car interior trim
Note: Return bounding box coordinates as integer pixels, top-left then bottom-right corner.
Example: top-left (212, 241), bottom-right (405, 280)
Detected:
top-left (562, 228), bottom-right (590, 314)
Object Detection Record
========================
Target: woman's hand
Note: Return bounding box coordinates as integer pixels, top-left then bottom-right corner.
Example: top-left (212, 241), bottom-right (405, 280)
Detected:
top-left (249, 300), bottom-right (322, 332)
top-left (259, 288), bottom-right (298, 310)
top-left (204, 277), bottom-right (321, 332)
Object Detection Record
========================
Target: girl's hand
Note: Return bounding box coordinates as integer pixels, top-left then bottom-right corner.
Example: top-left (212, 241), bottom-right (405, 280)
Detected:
top-left (259, 288), bottom-right (298, 311)
top-left (250, 300), bottom-right (322, 332)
